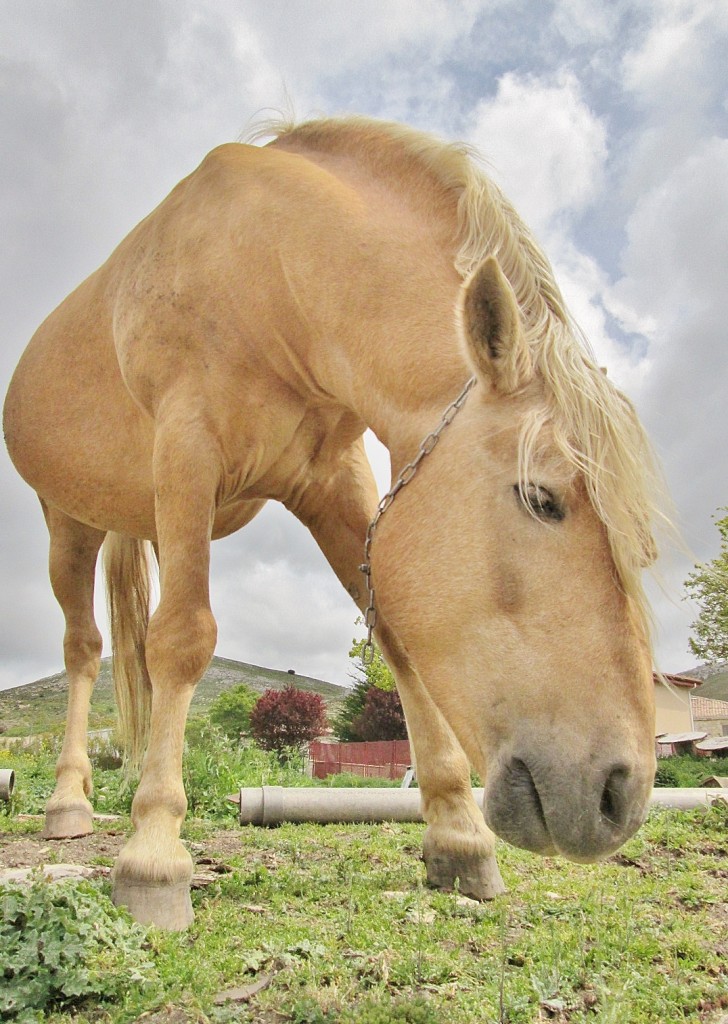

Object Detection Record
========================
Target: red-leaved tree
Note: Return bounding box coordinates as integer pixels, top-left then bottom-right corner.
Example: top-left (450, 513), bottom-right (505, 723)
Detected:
top-left (351, 685), bottom-right (407, 741)
top-left (249, 685), bottom-right (328, 761)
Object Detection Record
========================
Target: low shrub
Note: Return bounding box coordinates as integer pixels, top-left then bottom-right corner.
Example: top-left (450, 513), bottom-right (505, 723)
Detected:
top-left (88, 733), bottom-right (123, 770)
top-left (341, 997), bottom-right (441, 1024)
top-left (0, 872), bottom-right (158, 1020)
top-left (183, 726), bottom-right (311, 818)
top-left (654, 754), bottom-right (715, 788)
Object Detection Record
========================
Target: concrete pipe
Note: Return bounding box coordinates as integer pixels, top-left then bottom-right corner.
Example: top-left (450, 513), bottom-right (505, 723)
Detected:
top-left (238, 785), bottom-right (450, 825)
top-left (0, 768), bottom-right (15, 801)
top-left (237, 785), bottom-right (726, 826)
top-left (648, 787), bottom-right (727, 810)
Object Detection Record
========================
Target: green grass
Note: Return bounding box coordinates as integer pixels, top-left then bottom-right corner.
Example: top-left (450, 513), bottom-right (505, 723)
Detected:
top-left (0, 730), bottom-right (400, 824)
top-left (1, 804), bottom-right (726, 1024)
top-left (1, 728), bottom-right (726, 1023)
top-left (1, 728), bottom-right (727, 1024)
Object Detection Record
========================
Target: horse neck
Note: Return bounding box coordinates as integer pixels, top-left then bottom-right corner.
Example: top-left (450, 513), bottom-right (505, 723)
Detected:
top-left (266, 136), bottom-right (471, 462)
top-left (299, 243), bottom-right (470, 464)
top-left (313, 283), bottom-right (470, 467)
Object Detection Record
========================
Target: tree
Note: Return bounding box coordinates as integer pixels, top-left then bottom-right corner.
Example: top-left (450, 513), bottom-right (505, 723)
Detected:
top-left (684, 508), bottom-right (728, 663)
top-left (249, 685), bottom-right (328, 761)
top-left (208, 683), bottom-right (259, 741)
top-left (333, 631), bottom-right (408, 741)
top-left (347, 635), bottom-right (397, 691)
top-left (351, 685), bottom-right (408, 741)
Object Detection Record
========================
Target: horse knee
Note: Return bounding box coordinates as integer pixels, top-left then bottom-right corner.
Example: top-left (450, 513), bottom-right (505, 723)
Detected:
top-left (63, 623), bottom-right (103, 679)
top-left (145, 604), bottom-right (217, 687)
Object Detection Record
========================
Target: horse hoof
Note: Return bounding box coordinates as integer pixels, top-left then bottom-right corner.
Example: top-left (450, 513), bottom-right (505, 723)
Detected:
top-left (42, 805), bottom-right (94, 839)
top-left (112, 878), bottom-right (194, 930)
top-left (425, 850), bottom-right (506, 901)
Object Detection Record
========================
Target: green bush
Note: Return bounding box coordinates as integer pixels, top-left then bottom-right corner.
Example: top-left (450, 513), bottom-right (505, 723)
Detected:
top-left (88, 732), bottom-right (123, 770)
top-left (207, 683), bottom-right (259, 741)
top-left (182, 724), bottom-right (312, 818)
top-left (0, 873), bottom-right (158, 1021)
top-left (654, 759), bottom-right (681, 787)
top-left (322, 771), bottom-right (399, 788)
top-left (654, 754), bottom-right (714, 788)
top-left (0, 743), bottom-right (58, 817)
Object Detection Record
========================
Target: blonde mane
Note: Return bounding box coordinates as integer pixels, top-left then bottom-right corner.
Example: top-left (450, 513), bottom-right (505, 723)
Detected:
top-left (249, 115), bottom-right (669, 643)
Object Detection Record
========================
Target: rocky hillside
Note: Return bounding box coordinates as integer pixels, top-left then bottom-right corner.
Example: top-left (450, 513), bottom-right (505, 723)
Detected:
top-left (678, 661), bottom-right (728, 701)
top-left (0, 656), bottom-right (346, 737)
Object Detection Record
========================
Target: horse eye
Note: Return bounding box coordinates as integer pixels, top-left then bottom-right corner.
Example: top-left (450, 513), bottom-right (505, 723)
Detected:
top-left (514, 484), bottom-right (565, 523)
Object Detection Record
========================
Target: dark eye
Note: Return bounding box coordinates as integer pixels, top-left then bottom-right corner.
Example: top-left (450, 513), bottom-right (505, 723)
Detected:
top-left (514, 484), bottom-right (565, 522)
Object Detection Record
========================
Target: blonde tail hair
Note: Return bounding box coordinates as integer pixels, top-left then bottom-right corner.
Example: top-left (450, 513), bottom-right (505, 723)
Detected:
top-left (103, 533), bottom-right (154, 775)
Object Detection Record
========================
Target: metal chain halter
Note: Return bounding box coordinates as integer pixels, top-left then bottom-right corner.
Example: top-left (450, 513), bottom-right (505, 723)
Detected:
top-left (359, 375), bottom-right (477, 664)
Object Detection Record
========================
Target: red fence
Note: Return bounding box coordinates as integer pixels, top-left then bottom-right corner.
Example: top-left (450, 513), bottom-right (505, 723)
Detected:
top-left (309, 740), bottom-right (412, 781)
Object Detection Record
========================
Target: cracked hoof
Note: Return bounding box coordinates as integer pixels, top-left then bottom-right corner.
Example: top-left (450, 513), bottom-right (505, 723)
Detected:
top-left (42, 804), bottom-right (94, 840)
top-left (112, 877), bottom-right (194, 930)
top-left (425, 849), bottom-right (506, 901)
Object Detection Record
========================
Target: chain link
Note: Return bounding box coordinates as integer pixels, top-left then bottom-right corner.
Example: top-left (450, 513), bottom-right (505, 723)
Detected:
top-left (358, 376), bottom-right (477, 664)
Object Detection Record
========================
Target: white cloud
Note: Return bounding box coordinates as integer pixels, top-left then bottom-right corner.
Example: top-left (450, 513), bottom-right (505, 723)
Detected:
top-left (208, 512), bottom-right (362, 686)
top-left (243, 0), bottom-right (483, 82)
top-left (546, 238), bottom-right (652, 394)
top-left (465, 70), bottom-right (652, 390)
top-left (552, 0), bottom-right (619, 47)
top-left (616, 136), bottom-right (728, 320)
top-left (2, 0), bottom-right (727, 690)
top-left (609, 134), bottom-right (728, 666)
top-left (620, 0), bottom-right (728, 198)
top-left (621, 0), bottom-right (727, 106)
top-left (468, 71), bottom-right (607, 236)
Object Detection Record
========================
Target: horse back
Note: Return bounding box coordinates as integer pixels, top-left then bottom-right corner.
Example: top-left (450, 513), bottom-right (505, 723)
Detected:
top-left (4, 143), bottom-right (387, 534)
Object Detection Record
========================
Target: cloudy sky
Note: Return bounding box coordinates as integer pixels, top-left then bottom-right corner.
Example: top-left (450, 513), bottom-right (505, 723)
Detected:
top-left (1, 0), bottom-right (726, 692)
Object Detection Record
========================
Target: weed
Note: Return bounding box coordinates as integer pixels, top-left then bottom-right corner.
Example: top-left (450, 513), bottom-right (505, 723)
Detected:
top-left (653, 753), bottom-right (716, 788)
top-left (0, 871), bottom-right (158, 1020)
top-left (341, 995), bottom-right (441, 1023)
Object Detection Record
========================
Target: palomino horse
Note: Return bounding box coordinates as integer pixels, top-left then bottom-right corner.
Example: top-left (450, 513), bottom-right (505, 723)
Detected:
top-left (4, 117), bottom-right (663, 930)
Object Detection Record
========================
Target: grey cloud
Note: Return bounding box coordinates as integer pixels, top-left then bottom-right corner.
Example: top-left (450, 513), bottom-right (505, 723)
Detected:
top-left (2, 1), bottom-right (727, 692)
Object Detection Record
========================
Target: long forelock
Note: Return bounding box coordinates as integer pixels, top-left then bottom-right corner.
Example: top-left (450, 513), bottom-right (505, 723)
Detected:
top-left (247, 114), bottom-right (670, 642)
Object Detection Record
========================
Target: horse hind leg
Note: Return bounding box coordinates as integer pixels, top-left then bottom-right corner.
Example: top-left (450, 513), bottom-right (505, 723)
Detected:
top-left (291, 441), bottom-right (505, 901)
top-left (41, 503), bottom-right (105, 839)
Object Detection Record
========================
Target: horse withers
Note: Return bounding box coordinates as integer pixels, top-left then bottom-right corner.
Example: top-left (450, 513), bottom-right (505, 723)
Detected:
top-left (3, 116), bottom-right (664, 929)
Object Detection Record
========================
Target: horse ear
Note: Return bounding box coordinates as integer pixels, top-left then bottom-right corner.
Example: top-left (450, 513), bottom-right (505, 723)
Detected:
top-left (460, 257), bottom-right (533, 395)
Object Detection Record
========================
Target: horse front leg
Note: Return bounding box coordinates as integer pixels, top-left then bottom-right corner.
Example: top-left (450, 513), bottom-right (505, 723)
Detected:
top-left (111, 419), bottom-right (219, 930)
top-left (376, 622), bottom-right (506, 900)
top-left (292, 441), bottom-right (504, 901)
top-left (41, 504), bottom-right (105, 839)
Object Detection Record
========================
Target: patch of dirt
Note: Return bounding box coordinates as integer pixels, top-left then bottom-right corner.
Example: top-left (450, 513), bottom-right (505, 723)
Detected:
top-left (0, 828), bottom-right (128, 872)
top-left (132, 1008), bottom-right (208, 1024)
top-left (0, 819), bottom-right (243, 880)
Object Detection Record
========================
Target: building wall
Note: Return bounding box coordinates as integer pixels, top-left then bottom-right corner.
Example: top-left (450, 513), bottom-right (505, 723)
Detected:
top-left (693, 718), bottom-right (728, 738)
top-left (654, 682), bottom-right (693, 735)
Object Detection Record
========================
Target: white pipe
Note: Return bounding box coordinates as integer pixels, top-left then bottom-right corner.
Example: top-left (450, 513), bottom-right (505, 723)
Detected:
top-left (0, 768), bottom-right (15, 801)
top-left (238, 785), bottom-right (442, 825)
top-left (648, 787), bottom-right (726, 809)
top-left (237, 785), bottom-right (726, 825)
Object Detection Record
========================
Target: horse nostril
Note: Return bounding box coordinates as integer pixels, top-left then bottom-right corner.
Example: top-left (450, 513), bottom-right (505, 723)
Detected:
top-left (599, 765), bottom-right (630, 827)
top-left (508, 758), bottom-right (547, 830)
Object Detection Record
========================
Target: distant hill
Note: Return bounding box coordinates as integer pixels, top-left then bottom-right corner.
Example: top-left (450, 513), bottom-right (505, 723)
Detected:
top-left (678, 661), bottom-right (728, 701)
top-left (0, 656), bottom-right (347, 737)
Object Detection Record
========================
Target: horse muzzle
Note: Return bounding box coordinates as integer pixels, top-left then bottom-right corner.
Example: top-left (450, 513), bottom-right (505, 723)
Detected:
top-left (483, 752), bottom-right (653, 861)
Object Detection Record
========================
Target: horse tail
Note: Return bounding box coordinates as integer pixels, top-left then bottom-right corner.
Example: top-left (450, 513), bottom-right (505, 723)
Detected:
top-left (103, 533), bottom-right (154, 776)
